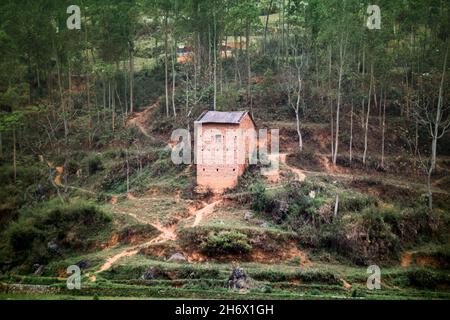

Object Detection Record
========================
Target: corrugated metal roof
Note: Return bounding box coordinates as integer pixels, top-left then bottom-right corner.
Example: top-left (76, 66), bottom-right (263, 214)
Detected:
top-left (195, 111), bottom-right (249, 124)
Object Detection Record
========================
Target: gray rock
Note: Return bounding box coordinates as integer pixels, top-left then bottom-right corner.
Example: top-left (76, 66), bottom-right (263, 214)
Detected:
top-left (272, 199), bottom-right (289, 223)
top-left (76, 260), bottom-right (90, 270)
top-left (142, 266), bottom-right (162, 280)
top-left (227, 267), bottom-right (253, 291)
top-left (244, 212), bottom-right (254, 221)
top-left (32, 264), bottom-right (44, 276)
top-left (34, 265), bottom-right (44, 276)
top-left (260, 222), bottom-right (269, 228)
top-left (47, 241), bottom-right (60, 254)
top-left (167, 252), bottom-right (186, 263)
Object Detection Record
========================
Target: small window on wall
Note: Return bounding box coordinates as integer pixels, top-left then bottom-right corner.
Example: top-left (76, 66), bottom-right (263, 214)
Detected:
top-left (216, 168), bottom-right (219, 172)
top-left (233, 168), bottom-right (236, 172)
top-left (203, 168), bottom-right (205, 171)
top-left (215, 134), bottom-right (222, 143)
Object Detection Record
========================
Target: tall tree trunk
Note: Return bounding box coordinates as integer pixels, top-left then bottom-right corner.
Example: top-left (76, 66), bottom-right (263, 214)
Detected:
top-left (328, 45), bottom-right (334, 158)
top-left (55, 48), bottom-right (68, 139)
top-left (363, 63), bottom-right (374, 165)
top-left (193, 32), bottom-right (200, 103)
top-left (84, 16), bottom-right (92, 149)
top-left (213, 11), bottom-right (217, 110)
top-left (246, 21), bottom-right (252, 116)
top-left (295, 109), bottom-right (302, 151)
top-left (427, 168), bottom-right (433, 209)
top-left (361, 46), bottom-right (366, 127)
top-left (68, 59), bottom-right (72, 138)
top-left (333, 35), bottom-right (346, 165)
top-left (233, 34), bottom-right (241, 86)
top-left (349, 100), bottom-right (353, 163)
top-left (172, 38), bottom-right (177, 117)
top-left (0, 132), bottom-right (2, 160)
top-left (430, 46), bottom-right (448, 171)
top-left (103, 77), bottom-right (106, 112)
top-left (381, 92), bottom-right (386, 168)
top-left (123, 61), bottom-right (128, 117)
top-left (86, 63), bottom-right (92, 149)
top-left (108, 80), bottom-right (111, 126)
top-left (126, 149), bottom-right (130, 194)
top-left (13, 129), bottom-right (16, 183)
top-left (164, 13), bottom-right (170, 117)
top-left (112, 82), bottom-right (115, 133)
top-left (414, 119), bottom-right (419, 156)
top-left (129, 45), bottom-right (134, 114)
top-left (263, 0), bottom-right (273, 53)
top-left (281, 0), bottom-right (285, 61)
top-left (185, 70), bottom-right (190, 115)
top-left (208, 25), bottom-right (212, 84)
top-left (423, 46), bottom-right (448, 210)
top-left (295, 65), bottom-right (303, 151)
top-left (334, 194), bottom-right (339, 219)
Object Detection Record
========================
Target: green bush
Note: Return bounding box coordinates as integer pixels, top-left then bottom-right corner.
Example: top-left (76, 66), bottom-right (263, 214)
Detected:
top-left (296, 224), bottom-right (320, 247)
top-left (251, 269), bottom-right (339, 284)
top-left (85, 155), bottom-right (103, 175)
top-left (0, 164), bottom-right (45, 192)
top-left (0, 200), bottom-right (111, 270)
top-left (428, 245), bottom-right (450, 269)
top-left (252, 181), bottom-right (324, 226)
top-left (332, 206), bottom-right (401, 265)
top-left (0, 185), bottom-right (20, 230)
top-left (200, 231), bottom-right (252, 256)
top-left (407, 269), bottom-right (450, 289)
top-left (339, 192), bottom-right (378, 212)
top-left (151, 158), bottom-right (173, 177)
top-left (367, 205), bottom-right (445, 244)
top-left (228, 166), bottom-right (264, 195)
top-left (298, 206), bottom-right (403, 265)
top-left (251, 183), bottom-right (270, 212)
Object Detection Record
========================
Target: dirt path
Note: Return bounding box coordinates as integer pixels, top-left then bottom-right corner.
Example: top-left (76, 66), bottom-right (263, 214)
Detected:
top-left (192, 199), bottom-right (222, 227)
top-left (279, 153), bottom-right (306, 182)
top-left (279, 152), bottom-right (450, 196)
top-left (126, 103), bottom-right (158, 137)
top-left (97, 248), bottom-right (140, 273)
top-left (95, 197), bottom-right (220, 274)
top-left (96, 223), bottom-right (178, 274)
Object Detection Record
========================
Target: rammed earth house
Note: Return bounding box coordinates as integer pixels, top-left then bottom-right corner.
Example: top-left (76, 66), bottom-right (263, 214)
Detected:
top-left (194, 110), bottom-right (257, 192)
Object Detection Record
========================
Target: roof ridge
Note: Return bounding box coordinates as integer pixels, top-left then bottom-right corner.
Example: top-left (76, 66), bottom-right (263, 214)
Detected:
top-left (195, 110), bottom-right (250, 124)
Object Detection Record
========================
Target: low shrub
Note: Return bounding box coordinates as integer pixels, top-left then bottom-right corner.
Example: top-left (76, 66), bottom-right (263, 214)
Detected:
top-left (85, 155), bottom-right (103, 175)
top-left (228, 166), bottom-right (264, 195)
top-left (250, 183), bottom-right (271, 212)
top-left (200, 231), bottom-right (252, 256)
top-left (298, 206), bottom-right (402, 265)
top-left (407, 268), bottom-right (450, 289)
top-left (339, 192), bottom-right (378, 212)
top-left (251, 181), bottom-right (328, 226)
top-left (428, 245), bottom-right (450, 269)
top-left (251, 269), bottom-right (340, 284)
top-left (318, 207), bottom-right (401, 265)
